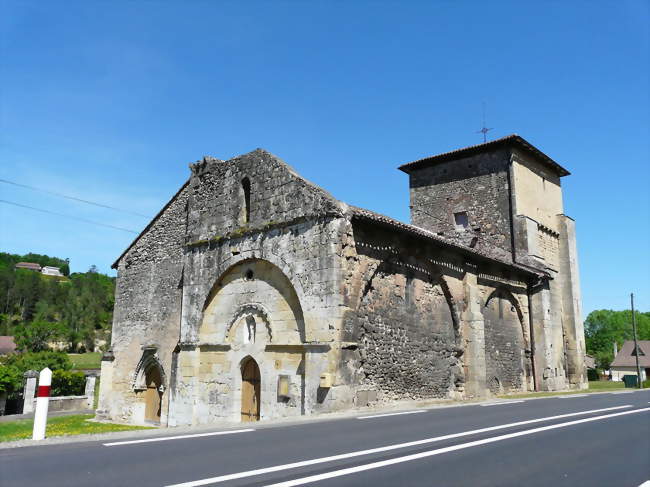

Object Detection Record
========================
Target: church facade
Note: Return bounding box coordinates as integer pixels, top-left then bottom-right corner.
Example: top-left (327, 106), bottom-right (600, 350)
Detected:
top-left (97, 135), bottom-right (586, 426)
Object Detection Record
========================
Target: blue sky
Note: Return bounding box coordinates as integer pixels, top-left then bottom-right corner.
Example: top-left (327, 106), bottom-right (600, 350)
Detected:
top-left (1, 1), bottom-right (648, 315)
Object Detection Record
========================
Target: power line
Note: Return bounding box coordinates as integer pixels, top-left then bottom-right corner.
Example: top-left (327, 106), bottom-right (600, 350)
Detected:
top-left (0, 199), bottom-right (140, 234)
top-left (0, 177), bottom-right (153, 219)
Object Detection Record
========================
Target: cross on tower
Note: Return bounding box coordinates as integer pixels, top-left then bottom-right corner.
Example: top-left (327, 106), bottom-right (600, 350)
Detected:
top-left (476, 102), bottom-right (493, 143)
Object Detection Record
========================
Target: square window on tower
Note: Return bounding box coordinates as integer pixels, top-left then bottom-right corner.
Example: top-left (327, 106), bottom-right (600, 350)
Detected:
top-left (454, 211), bottom-right (469, 231)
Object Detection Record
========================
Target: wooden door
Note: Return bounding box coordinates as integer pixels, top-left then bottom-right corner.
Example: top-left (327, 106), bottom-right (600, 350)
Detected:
top-left (144, 366), bottom-right (162, 422)
top-left (241, 358), bottom-right (261, 422)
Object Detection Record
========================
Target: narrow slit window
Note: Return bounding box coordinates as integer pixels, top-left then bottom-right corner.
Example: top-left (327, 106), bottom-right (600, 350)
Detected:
top-left (405, 274), bottom-right (413, 306)
top-left (241, 177), bottom-right (251, 224)
top-left (454, 211), bottom-right (469, 230)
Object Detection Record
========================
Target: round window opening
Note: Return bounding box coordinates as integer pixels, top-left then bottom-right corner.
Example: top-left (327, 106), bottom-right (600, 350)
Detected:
top-left (245, 269), bottom-right (254, 281)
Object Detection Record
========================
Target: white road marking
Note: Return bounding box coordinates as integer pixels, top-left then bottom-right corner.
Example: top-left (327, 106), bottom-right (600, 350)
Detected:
top-left (264, 408), bottom-right (650, 487)
top-left (638, 481), bottom-right (650, 487)
top-left (103, 428), bottom-right (254, 446)
top-left (611, 391), bottom-right (635, 394)
top-left (480, 400), bottom-right (524, 406)
top-left (358, 410), bottom-right (426, 419)
top-left (165, 405), bottom-right (631, 487)
top-left (558, 394), bottom-right (588, 398)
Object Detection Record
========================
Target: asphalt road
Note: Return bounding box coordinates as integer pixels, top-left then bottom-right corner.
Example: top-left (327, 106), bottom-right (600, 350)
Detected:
top-left (2, 391), bottom-right (649, 487)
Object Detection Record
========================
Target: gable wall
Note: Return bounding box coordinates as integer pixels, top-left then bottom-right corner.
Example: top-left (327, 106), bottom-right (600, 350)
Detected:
top-left (185, 150), bottom-right (341, 243)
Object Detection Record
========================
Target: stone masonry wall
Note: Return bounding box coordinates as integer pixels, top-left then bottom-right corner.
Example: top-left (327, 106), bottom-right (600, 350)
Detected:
top-left (341, 221), bottom-right (466, 404)
top-left (482, 290), bottom-right (529, 394)
top-left (408, 149), bottom-right (513, 262)
top-left (100, 183), bottom-right (190, 424)
top-left (185, 149), bottom-right (342, 243)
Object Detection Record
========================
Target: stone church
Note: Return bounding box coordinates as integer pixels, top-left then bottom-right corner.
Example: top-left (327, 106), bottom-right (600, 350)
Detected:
top-left (97, 135), bottom-right (586, 426)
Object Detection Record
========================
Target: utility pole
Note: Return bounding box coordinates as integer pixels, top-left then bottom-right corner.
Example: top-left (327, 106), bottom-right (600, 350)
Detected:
top-left (631, 293), bottom-right (642, 388)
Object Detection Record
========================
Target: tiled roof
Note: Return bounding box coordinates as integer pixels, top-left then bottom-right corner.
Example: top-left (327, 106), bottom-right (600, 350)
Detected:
top-left (350, 206), bottom-right (547, 277)
top-left (15, 262), bottom-right (41, 270)
top-left (0, 336), bottom-right (16, 355)
top-left (611, 340), bottom-right (650, 368)
top-left (398, 134), bottom-right (570, 177)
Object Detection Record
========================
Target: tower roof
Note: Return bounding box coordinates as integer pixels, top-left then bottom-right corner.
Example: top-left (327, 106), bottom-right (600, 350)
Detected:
top-left (398, 134), bottom-right (570, 177)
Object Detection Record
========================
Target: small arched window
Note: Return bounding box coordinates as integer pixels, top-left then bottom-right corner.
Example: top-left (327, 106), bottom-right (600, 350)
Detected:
top-left (240, 177), bottom-right (251, 225)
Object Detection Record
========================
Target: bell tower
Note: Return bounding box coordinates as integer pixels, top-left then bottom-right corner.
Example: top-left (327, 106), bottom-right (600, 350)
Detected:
top-left (398, 135), bottom-right (586, 389)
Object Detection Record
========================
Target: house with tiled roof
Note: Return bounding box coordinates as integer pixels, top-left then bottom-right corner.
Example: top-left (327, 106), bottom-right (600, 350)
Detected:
top-left (15, 262), bottom-right (41, 272)
top-left (0, 336), bottom-right (16, 356)
top-left (610, 340), bottom-right (650, 382)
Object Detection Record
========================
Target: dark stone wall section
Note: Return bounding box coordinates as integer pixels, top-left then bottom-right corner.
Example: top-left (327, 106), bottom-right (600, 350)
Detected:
top-left (345, 222), bottom-right (464, 402)
top-left (408, 149), bottom-right (513, 262)
top-left (483, 291), bottom-right (527, 394)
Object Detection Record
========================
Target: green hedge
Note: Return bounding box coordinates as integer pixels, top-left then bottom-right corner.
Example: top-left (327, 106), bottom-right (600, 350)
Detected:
top-left (50, 370), bottom-right (86, 396)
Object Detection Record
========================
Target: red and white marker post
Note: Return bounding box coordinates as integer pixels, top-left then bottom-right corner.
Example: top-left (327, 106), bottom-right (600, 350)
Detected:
top-left (32, 367), bottom-right (52, 441)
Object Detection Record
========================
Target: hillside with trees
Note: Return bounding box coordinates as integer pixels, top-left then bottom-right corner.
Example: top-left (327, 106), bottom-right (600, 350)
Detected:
top-left (0, 252), bottom-right (115, 353)
top-left (585, 309), bottom-right (650, 369)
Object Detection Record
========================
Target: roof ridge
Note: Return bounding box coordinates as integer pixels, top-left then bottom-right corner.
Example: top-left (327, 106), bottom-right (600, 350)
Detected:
top-left (398, 134), bottom-right (570, 177)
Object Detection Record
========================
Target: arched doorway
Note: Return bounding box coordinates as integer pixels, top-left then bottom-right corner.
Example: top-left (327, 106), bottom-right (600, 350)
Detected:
top-left (241, 357), bottom-right (260, 422)
top-left (144, 365), bottom-right (162, 423)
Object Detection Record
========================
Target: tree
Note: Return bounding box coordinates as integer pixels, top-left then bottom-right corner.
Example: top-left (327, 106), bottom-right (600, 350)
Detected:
top-left (13, 321), bottom-right (64, 352)
top-left (584, 309), bottom-right (650, 369)
top-left (0, 252), bottom-right (116, 353)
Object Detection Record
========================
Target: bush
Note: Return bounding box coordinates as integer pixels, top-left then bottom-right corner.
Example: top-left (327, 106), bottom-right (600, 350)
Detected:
top-left (0, 365), bottom-right (22, 394)
top-left (587, 368), bottom-right (601, 381)
top-left (50, 370), bottom-right (86, 396)
top-left (1, 351), bottom-right (72, 374)
top-left (643, 379), bottom-right (650, 389)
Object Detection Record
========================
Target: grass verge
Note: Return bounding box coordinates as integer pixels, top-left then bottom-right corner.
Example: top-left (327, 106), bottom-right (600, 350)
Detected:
top-left (587, 380), bottom-right (628, 391)
top-left (498, 380), bottom-right (629, 399)
top-left (68, 352), bottom-right (102, 370)
top-left (0, 414), bottom-right (152, 443)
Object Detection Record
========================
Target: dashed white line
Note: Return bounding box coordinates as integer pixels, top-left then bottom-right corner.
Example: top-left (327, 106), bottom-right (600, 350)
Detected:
top-left (263, 408), bottom-right (650, 487)
top-left (610, 391), bottom-right (635, 394)
top-left (358, 410), bottom-right (426, 419)
top-left (558, 394), bottom-right (588, 398)
top-left (480, 400), bottom-right (524, 406)
top-left (103, 428), bottom-right (254, 446)
top-left (164, 405), bottom-right (631, 487)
